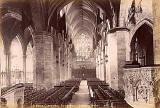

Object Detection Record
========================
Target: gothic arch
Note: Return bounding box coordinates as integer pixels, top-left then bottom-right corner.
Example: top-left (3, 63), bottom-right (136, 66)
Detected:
top-left (0, 33), bottom-right (5, 72)
top-left (130, 19), bottom-right (153, 66)
top-left (26, 42), bottom-right (33, 83)
top-left (130, 18), bottom-right (153, 44)
top-left (27, 26), bottom-right (35, 46)
top-left (2, 12), bottom-right (22, 21)
top-left (0, 32), bottom-right (5, 53)
top-left (10, 36), bottom-right (23, 85)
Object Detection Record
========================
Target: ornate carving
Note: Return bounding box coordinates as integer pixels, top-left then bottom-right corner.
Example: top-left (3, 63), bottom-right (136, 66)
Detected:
top-left (152, 67), bottom-right (160, 107)
top-left (123, 67), bottom-right (154, 103)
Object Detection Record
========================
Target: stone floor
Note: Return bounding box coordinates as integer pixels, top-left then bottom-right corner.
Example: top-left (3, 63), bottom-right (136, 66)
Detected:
top-left (70, 80), bottom-right (90, 105)
top-left (128, 102), bottom-right (154, 108)
top-left (66, 80), bottom-right (91, 108)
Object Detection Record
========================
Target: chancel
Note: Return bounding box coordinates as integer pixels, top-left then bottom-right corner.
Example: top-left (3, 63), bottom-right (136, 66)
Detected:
top-left (0, 0), bottom-right (160, 108)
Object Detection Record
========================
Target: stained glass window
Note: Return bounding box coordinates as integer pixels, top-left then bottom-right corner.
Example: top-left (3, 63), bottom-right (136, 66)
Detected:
top-left (75, 33), bottom-right (92, 61)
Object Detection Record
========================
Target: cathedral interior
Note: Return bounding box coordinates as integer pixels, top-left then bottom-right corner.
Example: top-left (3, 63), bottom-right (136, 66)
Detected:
top-left (0, 0), bottom-right (160, 108)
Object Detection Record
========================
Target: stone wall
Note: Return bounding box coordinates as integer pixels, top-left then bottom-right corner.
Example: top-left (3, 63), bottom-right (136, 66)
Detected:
top-left (153, 0), bottom-right (160, 107)
top-left (153, 0), bottom-right (160, 65)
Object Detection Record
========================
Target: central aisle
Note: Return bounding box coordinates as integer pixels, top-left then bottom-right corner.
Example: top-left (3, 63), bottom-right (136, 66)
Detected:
top-left (70, 80), bottom-right (90, 105)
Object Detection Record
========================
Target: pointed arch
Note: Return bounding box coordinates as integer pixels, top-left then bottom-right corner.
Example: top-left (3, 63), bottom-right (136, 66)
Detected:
top-left (26, 42), bottom-right (33, 83)
top-left (130, 18), bottom-right (153, 44)
top-left (130, 19), bottom-right (153, 66)
top-left (10, 36), bottom-right (23, 85)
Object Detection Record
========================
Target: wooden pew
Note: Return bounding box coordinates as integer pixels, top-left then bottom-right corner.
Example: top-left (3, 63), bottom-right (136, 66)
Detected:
top-left (60, 86), bottom-right (76, 105)
top-left (23, 78), bottom-right (81, 105)
top-left (87, 78), bottom-right (133, 108)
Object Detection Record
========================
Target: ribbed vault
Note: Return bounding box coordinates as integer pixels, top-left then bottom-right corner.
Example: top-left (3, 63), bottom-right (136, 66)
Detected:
top-left (61, 0), bottom-right (97, 53)
top-left (0, 0), bottom-right (120, 54)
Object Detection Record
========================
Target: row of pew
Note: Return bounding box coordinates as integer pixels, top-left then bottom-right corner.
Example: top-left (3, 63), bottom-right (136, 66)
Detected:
top-left (24, 79), bottom-right (81, 105)
top-left (87, 78), bottom-right (133, 108)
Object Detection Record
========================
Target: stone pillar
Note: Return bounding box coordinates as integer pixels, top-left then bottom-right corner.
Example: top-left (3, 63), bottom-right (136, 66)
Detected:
top-left (60, 49), bottom-right (65, 82)
top-left (104, 45), bottom-right (107, 82)
top-left (23, 54), bottom-right (27, 83)
top-left (116, 30), bottom-right (130, 90)
top-left (100, 51), bottom-right (104, 81)
top-left (153, 0), bottom-right (160, 65)
top-left (55, 47), bottom-right (60, 84)
top-left (119, 0), bottom-right (130, 27)
top-left (153, 0), bottom-right (160, 107)
top-left (98, 54), bottom-right (100, 79)
top-left (96, 56), bottom-right (99, 78)
top-left (107, 32), bottom-right (118, 90)
top-left (33, 32), bottom-right (54, 89)
top-left (68, 54), bottom-right (71, 80)
top-left (4, 50), bottom-right (11, 87)
top-left (53, 48), bottom-right (58, 85)
top-left (106, 29), bottom-right (130, 90)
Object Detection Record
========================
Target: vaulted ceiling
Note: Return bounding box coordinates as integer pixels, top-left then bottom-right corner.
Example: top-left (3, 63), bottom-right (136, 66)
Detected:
top-left (0, 0), bottom-right (120, 49)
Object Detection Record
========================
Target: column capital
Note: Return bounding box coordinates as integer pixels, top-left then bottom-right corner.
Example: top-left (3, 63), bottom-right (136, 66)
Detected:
top-left (33, 31), bottom-right (54, 41)
top-left (108, 27), bottom-right (130, 34)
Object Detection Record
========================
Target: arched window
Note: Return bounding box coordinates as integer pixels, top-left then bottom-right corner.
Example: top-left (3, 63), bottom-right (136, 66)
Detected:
top-left (75, 33), bottom-right (93, 61)
top-left (10, 37), bottom-right (23, 85)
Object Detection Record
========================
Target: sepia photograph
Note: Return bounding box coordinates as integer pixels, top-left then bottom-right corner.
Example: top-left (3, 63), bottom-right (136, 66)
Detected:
top-left (0, 0), bottom-right (159, 108)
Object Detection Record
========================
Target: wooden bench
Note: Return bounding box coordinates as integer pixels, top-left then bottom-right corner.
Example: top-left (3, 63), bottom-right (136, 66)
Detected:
top-left (61, 86), bottom-right (76, 105)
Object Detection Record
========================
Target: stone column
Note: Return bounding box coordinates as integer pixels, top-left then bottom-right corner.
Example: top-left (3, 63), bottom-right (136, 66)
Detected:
top-left (98, 54), bottom-right (100, 79)
top-left (101, 51), bottom-right (104, 81)
top-left (53, 47), bottom-right (58, 85)
top-left (153, 0), bottom-right (160, 65)
top-left (96, 56), bottom-right (99, 78)
top-left (55, 47), bottom-right (60, 84)
top-left (107, 29), bottom-right (130, 90)
top-left (60, 49), bottom-right (65, 82)
top-left (23, 54), bottom-right (27, 83)
top-left (4, 50), bottom-right (11, 87)
top-left (68, 54), bottom-right (71, 80)
top-left (33, 31), bottom-right (54, 89)
top-left (116, 30), bottom-right (130, 90)
top-left (153, 0), bottom-right (160, 107)
top-left (57, 47), bottom-right (61, 83)
top-left (104, 44), bottom-right (107, 82)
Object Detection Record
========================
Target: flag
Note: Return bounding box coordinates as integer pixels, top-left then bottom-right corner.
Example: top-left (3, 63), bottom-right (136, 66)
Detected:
top-left (128, 0), bottom-right (136, 24)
